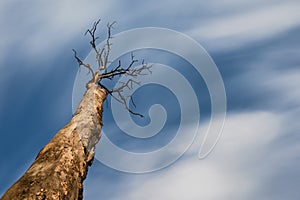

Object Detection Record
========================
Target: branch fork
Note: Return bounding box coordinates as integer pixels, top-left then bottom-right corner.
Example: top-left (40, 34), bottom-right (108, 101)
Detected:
top-left (73, 19), bottom-right (152, 117)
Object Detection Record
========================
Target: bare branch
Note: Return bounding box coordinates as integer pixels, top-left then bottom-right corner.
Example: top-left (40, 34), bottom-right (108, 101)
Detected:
top-left (97, 53), bottom-right (152, 117)
top-left (116, 90), bottom-right (144, 118)
top-left (72, 49), bottom-right (94, 78)
top-left (97, 81), bottom-right (112, 94)
top-left (130, 95), bottom-right (137, 108)
top-left (85, 19), bottom-right (101, 52)
top-left (98, 53), bottom-right (149, 80)
top-left (103, 21), bottom-right (116, 68)
top-left (75, 20), bottom-right (152, 117)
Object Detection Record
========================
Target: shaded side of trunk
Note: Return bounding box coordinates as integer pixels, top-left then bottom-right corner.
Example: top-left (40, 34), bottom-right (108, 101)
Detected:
top-left (1, 83), bottom-right (106, 200)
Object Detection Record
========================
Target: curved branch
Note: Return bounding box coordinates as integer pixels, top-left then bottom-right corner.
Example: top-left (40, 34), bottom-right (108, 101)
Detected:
top-left (72, 49), bottom-right (95, 79)
top-left (74, 20), bottom-right (152, 117)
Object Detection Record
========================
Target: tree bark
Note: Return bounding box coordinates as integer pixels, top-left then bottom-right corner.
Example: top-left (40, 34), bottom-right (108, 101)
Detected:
top-left (1, 82), bottom-right (106, 200)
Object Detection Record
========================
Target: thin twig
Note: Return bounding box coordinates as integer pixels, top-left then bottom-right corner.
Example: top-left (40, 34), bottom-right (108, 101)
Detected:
top-left (74, 19), bottom-right (152, 117)
top-left (72, 49), bottom-right (95, 78)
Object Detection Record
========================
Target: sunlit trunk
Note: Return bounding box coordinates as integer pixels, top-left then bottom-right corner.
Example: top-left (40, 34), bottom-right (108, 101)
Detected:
top-left (1, 82), bottom-right (106, 200)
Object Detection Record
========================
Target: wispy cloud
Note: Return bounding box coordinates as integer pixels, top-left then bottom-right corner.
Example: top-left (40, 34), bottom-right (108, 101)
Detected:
top-left (0, 0), bottom-right (115, 65)
top-left (187, 1), bottom-right (300, 51)
top-left (1, 0), bottom-right (299, 199)
top-left (110, 110), bottom-right (299, 200)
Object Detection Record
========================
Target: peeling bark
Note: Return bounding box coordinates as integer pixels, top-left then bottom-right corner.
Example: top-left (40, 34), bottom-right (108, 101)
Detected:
top-left (1, 82), bottom-right (106, 200)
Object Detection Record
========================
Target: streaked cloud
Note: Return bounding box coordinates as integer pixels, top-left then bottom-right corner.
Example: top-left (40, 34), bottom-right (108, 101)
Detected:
top-left (187, 1), bottom-right (300, 51)
top-left (111, 110), bottom-right (299, 200)
top-left (1, 0), bottom-right (299, 199)
top-left (0, 0), bottom-right (115, 64)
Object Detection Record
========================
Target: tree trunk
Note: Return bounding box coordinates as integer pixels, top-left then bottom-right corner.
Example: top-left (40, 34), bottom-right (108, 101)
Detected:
top-left (1, 82), bottom-right (106, 200)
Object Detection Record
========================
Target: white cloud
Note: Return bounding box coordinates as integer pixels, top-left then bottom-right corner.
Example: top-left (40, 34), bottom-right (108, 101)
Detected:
top-left (108, 111), bottom-right (299, 200)
top-left (1, 0), bottom-right (299, 65)
top-left (0, 0), bottom-right (115, 65)
top-left (1, 0), bottom-right (299, 198)
top-left (230, 66), bottom-right (300, 110)
top-left (264, 69), bottom-right (300, 107)
top-left (187, 1), bottom-right (300, 51)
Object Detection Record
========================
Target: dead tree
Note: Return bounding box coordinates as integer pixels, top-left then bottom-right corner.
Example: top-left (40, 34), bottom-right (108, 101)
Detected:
top-left (1, 20), bottom-right (151, 200)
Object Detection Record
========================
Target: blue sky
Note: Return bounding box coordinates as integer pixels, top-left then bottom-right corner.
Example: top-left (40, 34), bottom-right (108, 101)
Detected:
top-left (1, 0), bottom-right (300, 199)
